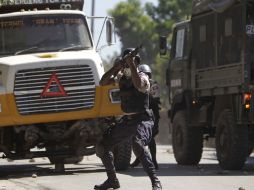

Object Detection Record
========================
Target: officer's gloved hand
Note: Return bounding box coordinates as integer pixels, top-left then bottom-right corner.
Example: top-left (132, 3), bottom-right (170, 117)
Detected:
top-left (113, 57), bottom-right (124, 70)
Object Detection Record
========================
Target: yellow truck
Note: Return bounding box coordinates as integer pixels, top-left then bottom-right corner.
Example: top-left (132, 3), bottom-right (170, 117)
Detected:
top-left (0, 0), bottom-right (131, 171)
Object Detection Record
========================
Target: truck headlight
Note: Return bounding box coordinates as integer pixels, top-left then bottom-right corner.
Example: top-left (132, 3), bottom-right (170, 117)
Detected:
top-left (109, 89), bottom-right (121, 104)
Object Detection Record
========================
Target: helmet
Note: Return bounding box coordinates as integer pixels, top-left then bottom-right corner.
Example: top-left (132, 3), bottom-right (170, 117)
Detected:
top-left (122, 48), bottom-right (141, 64)
top-left (122, 48), bottom-right (135, 58)
top-left (138, 64), bottom-right (152, 78)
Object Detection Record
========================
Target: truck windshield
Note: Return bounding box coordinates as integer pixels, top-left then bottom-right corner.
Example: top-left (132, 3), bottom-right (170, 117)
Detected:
top-left (0, 14), bottom-right (92, 56)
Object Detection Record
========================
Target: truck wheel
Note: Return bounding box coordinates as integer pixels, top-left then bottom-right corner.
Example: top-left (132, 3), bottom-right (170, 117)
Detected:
top-left (247, 138), bottom-right (253, 157)
top-left (247, 129), bottom-right (254, 156)
top-left (48, 156), bottom-right (83, 164)
top-left (172, 110), bottom-right (203, 165)
top-left (46, 146), bottom-right (84, 165)
top-left (66, 156), bottom-right (83, 164)
top-left (216, 109), bottom-right (248, 170)
top-left (113, 139), bottom-right (132, 171)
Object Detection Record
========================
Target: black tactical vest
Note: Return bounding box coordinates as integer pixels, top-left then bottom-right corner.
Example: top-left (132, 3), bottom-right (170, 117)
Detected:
top-left (119, 75), bottom-right (149, 113)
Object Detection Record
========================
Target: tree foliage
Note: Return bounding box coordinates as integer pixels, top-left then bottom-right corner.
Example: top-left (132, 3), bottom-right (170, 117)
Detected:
top-left (145, 0), bottom-right (192, 105)
top-left (108, 0), bottom-right (192, 106)
top-left (146, 0), bottom-right (192, 36)
top-left (109, 0), bottom-right (158, 65)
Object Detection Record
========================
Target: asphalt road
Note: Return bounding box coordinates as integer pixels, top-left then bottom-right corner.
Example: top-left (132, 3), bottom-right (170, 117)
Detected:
top-left (0, 146), bottom-right (254, 190)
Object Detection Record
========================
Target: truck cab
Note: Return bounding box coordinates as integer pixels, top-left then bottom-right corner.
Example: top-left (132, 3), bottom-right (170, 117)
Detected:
top-left (166, 20), bottom-right (191, 116)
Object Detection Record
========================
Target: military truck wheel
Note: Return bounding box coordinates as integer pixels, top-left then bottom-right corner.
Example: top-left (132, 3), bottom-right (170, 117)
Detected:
top-left (247, 129), bottom-right (254, 156)
top-left (216, 109), bottom-right (248, 170)
top-left (113, 139), bottom-right (132, 171)
top-left (172, 110), bottom-right (203, 165)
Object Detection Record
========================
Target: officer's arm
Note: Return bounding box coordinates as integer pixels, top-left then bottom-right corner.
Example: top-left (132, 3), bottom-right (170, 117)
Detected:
top-left (126, 57), bottom-right (143, 89)
top-left (99, 64), bottom-right (122, 86)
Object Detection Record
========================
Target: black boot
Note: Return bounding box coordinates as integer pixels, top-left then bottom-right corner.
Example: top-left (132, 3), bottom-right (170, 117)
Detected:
top-left (94, 178), bottom-right (120, 190)
top-left (148, 172), bottom-right (162, 190)
top-left (94, 172), bottom-right (120, 190)
top-left (152, 179), bottom-right (162, 190)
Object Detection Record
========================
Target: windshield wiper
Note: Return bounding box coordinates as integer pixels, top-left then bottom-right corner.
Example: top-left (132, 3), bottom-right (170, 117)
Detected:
top-left (15, 46), bottom-right (38, 55)
top-left (59, 45), bottom-right (89, 52)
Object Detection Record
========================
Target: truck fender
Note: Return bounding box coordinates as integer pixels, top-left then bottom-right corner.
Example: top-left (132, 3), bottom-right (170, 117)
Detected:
top-left (171, 90), bottom-right (192, 122)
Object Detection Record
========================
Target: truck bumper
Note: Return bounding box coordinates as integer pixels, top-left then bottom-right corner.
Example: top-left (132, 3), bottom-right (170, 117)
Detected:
top-left (0, 84), bottom-right (123, 127)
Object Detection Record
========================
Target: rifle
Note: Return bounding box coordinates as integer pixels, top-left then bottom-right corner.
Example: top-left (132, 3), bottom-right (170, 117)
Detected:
top-left (115, 45), bottom-right (143, 68)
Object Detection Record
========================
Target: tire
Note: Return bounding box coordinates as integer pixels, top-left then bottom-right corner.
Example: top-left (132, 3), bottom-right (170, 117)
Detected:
top-left (67, 156), bottom-right (84, 164)
top-left (172, 110), bottom-right (203, 165)
top-left (48, 156), bottom-right (83, 164)
top-left (215, 109), bottom-right (248, 170)
top-left (113, 139), bottom-right (132, 171)
top-left (247, 129), bottom-right (254, 157)
top-left (46, 147), bottom-right (84, 164)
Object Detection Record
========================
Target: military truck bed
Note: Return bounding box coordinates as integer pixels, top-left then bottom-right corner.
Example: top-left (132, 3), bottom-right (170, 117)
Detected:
top-left (191, 1), bottom-right (252, 97)
top-left (193, 64), bottom-right (243, 97)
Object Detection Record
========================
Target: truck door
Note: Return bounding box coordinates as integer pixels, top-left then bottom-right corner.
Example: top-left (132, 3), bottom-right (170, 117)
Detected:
top-left (168, 22), bottom-right (190, 100)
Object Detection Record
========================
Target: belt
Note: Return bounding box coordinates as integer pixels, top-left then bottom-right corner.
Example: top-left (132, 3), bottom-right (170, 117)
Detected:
top-left (125, 112), bottom-right (147, 120)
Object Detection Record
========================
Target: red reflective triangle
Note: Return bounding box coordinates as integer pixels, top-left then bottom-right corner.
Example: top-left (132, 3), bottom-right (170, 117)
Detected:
top-left (40, 72), bottom-right (67, 98)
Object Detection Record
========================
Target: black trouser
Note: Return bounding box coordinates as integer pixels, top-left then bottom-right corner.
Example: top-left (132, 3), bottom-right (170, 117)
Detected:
top-left (132, 113), bottom-right (159, 167)
top-left (98, 113), bottom-right (157, 182)
top-left (131, 137), bottom-right (158, 167)
top-left (150, 137), bottom-right (157, 166)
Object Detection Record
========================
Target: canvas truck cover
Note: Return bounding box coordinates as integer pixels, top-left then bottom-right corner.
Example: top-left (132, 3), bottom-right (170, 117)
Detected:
top-left (192, 0), bottom-right (239, 15)
top-left (0, 0), bottom-right (84, 14)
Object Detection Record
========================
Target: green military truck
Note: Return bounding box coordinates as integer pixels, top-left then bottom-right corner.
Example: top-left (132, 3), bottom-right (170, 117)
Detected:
top-left (161, 0), bottom-right (254, 170)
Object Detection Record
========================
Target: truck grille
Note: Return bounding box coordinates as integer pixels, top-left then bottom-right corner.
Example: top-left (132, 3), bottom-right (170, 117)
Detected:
top-left (14, 65), bottom-right (96, 115)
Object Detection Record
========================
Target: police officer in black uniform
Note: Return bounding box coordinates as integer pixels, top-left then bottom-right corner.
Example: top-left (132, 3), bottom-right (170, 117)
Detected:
top-left (130, 64), bottom-right (161, 170)
top-left (94, 48), bottom-right (162, 190)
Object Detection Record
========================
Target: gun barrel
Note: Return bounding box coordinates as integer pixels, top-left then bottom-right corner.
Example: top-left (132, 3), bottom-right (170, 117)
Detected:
top-left (123, 45), bottom-right (142, 61)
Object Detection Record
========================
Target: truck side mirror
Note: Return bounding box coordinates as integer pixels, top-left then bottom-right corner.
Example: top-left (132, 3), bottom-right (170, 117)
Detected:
top-left (159, 36), bottom-right (167, 55)
top-left (106, 19), bottom-right (113, 45)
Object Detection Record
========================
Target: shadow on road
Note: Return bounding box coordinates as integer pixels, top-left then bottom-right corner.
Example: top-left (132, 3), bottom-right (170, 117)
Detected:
top-left (1, 157), bottom-right (254, 180)
top-left (118, 162), bottom-right (254, 177)
top-left (118, 156), bottom-right (254, 177)
top-left (0, 162), bottom-right (105, 179)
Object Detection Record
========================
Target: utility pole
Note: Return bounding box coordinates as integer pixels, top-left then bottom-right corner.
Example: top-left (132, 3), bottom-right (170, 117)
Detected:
top-left (91, 0), bottom-right (95, 37)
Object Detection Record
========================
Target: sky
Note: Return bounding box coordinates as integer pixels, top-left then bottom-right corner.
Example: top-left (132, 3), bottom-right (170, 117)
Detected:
top-left (83, 0), bottom-right (158, 61)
